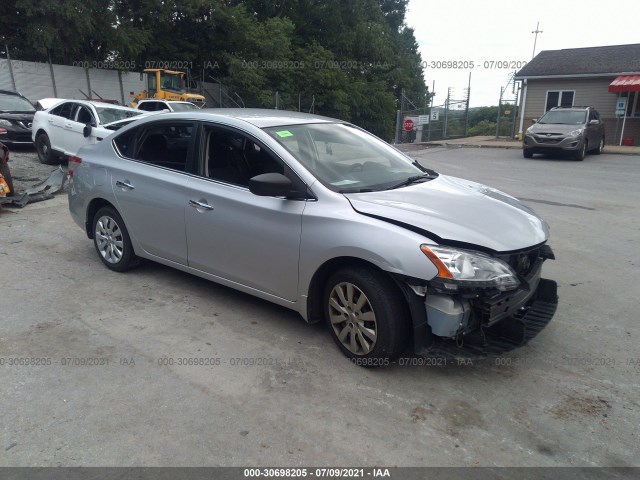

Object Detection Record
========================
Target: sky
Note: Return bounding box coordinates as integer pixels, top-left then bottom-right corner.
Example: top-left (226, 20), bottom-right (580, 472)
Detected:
top-left (406, 0), bottom-right (640, 108)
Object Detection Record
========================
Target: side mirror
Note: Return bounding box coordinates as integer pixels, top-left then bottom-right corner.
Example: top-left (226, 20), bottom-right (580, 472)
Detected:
top-left (249, 173), bottom-right (294, 197)
top-left (83, 124), bottom-right (92, 138)
top-left (589, 119), bottom-right (599, 125)
top-left (531, 118), bottom-right (538, 124)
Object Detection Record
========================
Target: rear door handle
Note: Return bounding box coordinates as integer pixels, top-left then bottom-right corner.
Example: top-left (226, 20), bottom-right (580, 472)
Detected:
top-left (115, 180), bottom-right (135, 190)
top-left (189, 199), bottom-right (214, 211)
top-left (64, 122), bottom-right (72, 129)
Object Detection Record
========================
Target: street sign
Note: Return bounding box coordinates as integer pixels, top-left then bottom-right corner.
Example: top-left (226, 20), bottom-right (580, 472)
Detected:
top-left (418, 115), bottom-right (430, 125)
top-left (430, 110), bottom-right (439, 121)
top-left (403, 119), bottom-right (414, 131)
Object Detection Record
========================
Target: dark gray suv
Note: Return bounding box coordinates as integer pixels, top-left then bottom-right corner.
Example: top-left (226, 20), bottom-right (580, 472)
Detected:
top-left (523, 106), bottom-right (605, 161)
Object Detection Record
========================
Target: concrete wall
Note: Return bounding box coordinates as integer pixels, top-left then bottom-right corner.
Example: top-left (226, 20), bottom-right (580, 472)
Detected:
top-left (0, 58), bottom-right (145, 105)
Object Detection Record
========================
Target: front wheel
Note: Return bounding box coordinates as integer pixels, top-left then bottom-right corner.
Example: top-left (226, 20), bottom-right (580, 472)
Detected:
top-left (323, 267), bottom-right (409, 363)
top-left (593, 137), bottom-right (604, 155)
top-left (574, 141), bottom-right (587, 161)
top-left (523, 148), bottom-right (533, 158)
top-left (92, 206), bottom-right (140, 272)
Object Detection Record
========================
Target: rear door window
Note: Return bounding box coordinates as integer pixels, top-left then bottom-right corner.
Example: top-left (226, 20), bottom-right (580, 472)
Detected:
top-left (113, 122), bottom-right (196, 173)
top-left (50, 102), bottom-right (76, 119)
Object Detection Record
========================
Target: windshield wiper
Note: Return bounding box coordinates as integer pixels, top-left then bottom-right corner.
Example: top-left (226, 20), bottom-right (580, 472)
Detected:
top-left (386, 173), bottom-right (435, 190)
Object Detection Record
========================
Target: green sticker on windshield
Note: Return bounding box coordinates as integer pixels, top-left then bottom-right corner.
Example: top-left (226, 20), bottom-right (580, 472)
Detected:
top-left (276, 130), bottom-right (293, 138)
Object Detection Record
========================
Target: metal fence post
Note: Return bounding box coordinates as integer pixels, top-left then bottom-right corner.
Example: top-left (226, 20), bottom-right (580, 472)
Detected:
top-left (48, 53), bottom-right (58, 97)
top-left (495, 87), bottom-right (503, 138)
top-left (118, 70), bottom-right (125, 105)
top-left (5, 44), bottom-right (17, 91)
top-left (394, 109), bottom-right (402, 144)
top-left (85, 68), bottom-right (92, 99)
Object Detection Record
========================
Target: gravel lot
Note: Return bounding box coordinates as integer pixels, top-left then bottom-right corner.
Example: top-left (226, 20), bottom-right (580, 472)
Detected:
top-left (3, 145), bottom-right (67, 196)
top-left (1, 146), bottom-right (639, 467)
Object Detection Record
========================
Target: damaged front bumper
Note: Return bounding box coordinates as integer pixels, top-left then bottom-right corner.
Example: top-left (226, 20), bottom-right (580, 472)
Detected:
top-left (404, 244), bottom-right (558, 359)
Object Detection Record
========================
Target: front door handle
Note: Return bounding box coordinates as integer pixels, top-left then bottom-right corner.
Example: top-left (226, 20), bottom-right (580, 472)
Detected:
top-left (115, 180), bottom-right (135, 190)
top-left (189, 199), bottom-right (214, 211)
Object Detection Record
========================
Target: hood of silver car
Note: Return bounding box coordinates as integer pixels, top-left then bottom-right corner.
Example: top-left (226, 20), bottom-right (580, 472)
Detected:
top-left (345, 174), bottom-right (549, 252)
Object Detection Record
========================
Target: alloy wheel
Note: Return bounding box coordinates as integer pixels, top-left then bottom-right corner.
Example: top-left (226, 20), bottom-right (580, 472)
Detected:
top-left (95, 215), bottom-right (124, 264)
top-left (328, 282), bottom-right (377, 355)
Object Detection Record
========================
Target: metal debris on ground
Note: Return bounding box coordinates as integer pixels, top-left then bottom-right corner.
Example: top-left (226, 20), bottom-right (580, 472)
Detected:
top-left (0, 166), bottom-right (66, 208)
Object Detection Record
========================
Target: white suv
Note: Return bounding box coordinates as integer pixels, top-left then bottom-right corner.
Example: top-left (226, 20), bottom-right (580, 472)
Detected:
top-left (135, 99), bottom-right (201, 112)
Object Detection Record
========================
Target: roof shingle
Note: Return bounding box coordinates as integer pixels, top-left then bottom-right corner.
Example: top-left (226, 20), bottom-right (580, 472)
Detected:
top-left (515, 43), bottom-right (640, 78)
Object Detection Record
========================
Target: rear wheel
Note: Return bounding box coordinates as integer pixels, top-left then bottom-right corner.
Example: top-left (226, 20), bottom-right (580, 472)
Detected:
top-left (92, 206), bottom-right (140, 272)
top-left (574, 141), bottom-right (587, 161)
top-left (323, 267), bottom-right (408, 364)
top-left (35, 133), bottom-right (58, 165)
top-left (523, 148), bottom-right (533, 158)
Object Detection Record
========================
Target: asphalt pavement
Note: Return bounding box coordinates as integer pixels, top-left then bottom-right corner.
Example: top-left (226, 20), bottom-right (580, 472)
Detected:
top-left (1, 148), bottom-right (639, 467)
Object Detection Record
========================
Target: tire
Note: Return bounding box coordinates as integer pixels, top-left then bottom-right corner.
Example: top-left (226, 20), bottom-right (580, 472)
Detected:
top-left (35, 133), bottom-right (58, 165)
top-left (574, 141), bottom-right (587, 161)
top-left (92, 206), bottom-right (141, 272)
top-left (523, 148), bottom-right (533, 158)
top-left (0, 160), bottom-right (14, 196)
top-left (593, 137), bottom-right (604, 155)
top-left (323, 267), bottom-right (409, 363)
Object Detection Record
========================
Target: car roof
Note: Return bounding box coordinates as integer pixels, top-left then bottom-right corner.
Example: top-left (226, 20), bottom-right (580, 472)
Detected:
top-left (138, 108), bottom-right (342, 128)
top-left (42, 99), bottom-right (138, 112)
top-left (139, 99), bottom-right (189, 104)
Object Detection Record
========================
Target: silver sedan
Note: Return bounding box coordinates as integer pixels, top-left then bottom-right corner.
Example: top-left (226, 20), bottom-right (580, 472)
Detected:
top-left (68, 109), bottom-right (557, 363)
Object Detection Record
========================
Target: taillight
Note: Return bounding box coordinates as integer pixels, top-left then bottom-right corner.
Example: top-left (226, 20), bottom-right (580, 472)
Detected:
top-left (68, 156), bottom-right (82, 177)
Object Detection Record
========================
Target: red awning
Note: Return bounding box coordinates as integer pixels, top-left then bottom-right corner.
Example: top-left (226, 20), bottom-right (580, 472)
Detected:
top-left (609, 75), bottom-right (640, 92)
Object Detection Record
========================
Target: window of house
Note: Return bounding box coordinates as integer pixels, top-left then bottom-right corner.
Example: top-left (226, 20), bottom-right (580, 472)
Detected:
top-left (545, 90), bottom-right (574, 111)
top-left (621, 91), bottom-right (639, 117)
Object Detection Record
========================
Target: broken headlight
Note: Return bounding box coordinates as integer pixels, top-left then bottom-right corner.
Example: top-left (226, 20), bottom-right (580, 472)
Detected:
top-left (420, 245), bottom-right (520, 292)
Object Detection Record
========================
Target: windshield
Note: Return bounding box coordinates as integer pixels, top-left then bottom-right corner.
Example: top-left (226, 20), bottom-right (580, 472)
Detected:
top-left (95, 107), bottom-right (143, 125)
top-left (0, 93), bottom-right (36, 113)
top-left (170, 102), bottom-right (199, 111)
top-left (265, 123), bottom-right (427, 192)
top-left (539, 110), bottom-right (586, 125)
top-left (160, 72), bottom-right (183, 92)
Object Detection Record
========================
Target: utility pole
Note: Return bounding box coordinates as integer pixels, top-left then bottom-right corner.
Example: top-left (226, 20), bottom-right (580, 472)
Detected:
top-left (531, 22), bottom-right (543, 59)
top-left (427, 80), bottom-right (434, 142)
top-left (443, 87), bottom-right (450, 138)
top-left (463, 72), bottom-right (471, 137)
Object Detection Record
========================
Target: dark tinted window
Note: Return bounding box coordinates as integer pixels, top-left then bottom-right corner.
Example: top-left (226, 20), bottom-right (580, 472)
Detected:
top-left (114, 123), bottom-right (194, 172)
top-left (204, 127), bottom-right (284, 187)
top-left (113, 128), bottom-right (137, 158)
top-left (50, 102), bottom-right (76, 119)
top-left (138, 102), bottom-right (158, 112)
top-left (76, 106), bottom-right (95, 124)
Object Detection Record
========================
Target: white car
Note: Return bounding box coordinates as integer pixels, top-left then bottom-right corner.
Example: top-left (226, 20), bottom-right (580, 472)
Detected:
top-left (135, 99), bottom-right (201, 112)
top-left (32, 100), bottom-right (147, 164)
